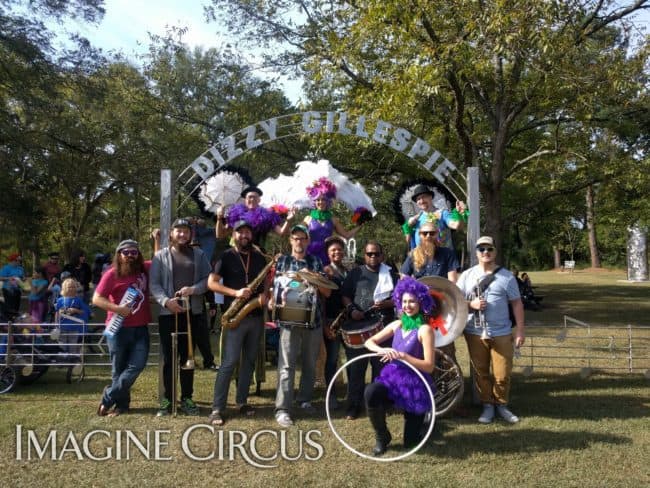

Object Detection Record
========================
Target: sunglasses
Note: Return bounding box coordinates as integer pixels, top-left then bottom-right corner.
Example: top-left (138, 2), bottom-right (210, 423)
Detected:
top-left (477, 246), bottom-right (495, 253)
top-left (365, 252), bottom-right (382, 257)
top-left (120, 249), bottom-right (139, 257)
top-left (419, 231), bottom-right (436, 237)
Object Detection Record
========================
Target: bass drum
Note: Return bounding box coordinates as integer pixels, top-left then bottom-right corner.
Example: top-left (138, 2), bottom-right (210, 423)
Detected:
top-left (271, 275), bottom-right (318, 328)
top-left (433, 348), bottom-right (464, 417)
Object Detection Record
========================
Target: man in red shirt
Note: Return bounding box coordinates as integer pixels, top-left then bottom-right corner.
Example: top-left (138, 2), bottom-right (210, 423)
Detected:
top-left (93, 239), bottom-right (151, 417)
top-left (42, 252), bottom-right (62, 282)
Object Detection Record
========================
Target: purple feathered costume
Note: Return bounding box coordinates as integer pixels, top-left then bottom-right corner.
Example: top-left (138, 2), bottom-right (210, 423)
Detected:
top-left (374, 277), bottom-right (435, 414)
top-left (375, 326), bottom-right (434, 414)
top-left (226, 203), bottom-right (281, 245)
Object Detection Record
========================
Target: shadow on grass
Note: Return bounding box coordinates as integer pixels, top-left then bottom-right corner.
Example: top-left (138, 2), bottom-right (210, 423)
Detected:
top-left (513, 373), bottom-right (649, 420)
top-left (421, 426), bottom-right (629, 459)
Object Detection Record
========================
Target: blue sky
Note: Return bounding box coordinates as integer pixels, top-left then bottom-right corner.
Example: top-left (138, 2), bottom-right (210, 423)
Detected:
top-left (47, 1), bottom-right (650, 105)
top-left (57, 0), bottom-right (304, 103)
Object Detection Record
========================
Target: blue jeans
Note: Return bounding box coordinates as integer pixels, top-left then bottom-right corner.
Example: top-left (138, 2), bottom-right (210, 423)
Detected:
top-left (103, 325), bottom-right (149, 410)
top-left (211, 314), bottom-right (263, 411)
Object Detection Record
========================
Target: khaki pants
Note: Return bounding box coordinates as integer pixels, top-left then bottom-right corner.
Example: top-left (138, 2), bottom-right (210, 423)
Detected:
top-left (464, 333), bottom-right (513, 405)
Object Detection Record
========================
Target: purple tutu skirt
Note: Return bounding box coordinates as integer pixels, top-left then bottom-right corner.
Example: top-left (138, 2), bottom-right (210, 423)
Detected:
top-left (375, 362), bottom-right (435, 414)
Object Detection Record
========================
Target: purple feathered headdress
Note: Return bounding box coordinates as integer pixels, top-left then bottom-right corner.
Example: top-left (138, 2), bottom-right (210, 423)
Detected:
top-left (306, 177), bottom-right (337, 202)
top-left (226, 203), bottom-right (281, 233)
top-left (392, 276), bottom-right (434, 315)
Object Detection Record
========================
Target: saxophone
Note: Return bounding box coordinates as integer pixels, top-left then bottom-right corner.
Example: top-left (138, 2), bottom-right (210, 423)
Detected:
top-left (220, 254), bottom-right (277, 329)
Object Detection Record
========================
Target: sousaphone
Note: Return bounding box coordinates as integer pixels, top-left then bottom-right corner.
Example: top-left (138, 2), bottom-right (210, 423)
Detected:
top-left (417, 276), bottom-right (468, 417)
top-left (417, 276), bottom-right (468, 348)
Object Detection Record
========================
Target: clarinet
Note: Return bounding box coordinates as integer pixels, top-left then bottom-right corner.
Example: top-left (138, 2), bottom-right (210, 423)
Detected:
top-left (103, 287), bottom-right (140, 338)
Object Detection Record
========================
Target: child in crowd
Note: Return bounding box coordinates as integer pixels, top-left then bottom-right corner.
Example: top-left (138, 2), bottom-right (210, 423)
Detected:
top-left (46, 274), bottom-right (63, 322)
top-left (55, 278), bottom-right (90, 355)
top-left (28, 268), bottom-right (49, 323)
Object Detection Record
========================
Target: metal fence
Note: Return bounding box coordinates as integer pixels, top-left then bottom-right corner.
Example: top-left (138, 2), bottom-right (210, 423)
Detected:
top-left (2, 315), bottom-right (649, 394)
top-left (513, 316), bottom-right (650, 378)
top-left (0, 320), bottom-right (163, 393)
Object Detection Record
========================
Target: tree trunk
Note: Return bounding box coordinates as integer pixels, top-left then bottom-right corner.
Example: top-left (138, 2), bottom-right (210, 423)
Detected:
top-left (553, 245), bottom-right (561, 269)
top-left (585, 184), bottom-right (601, 268)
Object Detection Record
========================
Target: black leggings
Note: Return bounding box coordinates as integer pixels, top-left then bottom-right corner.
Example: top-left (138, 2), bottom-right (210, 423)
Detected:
top-left (364, 381), bottom-right (426, 446)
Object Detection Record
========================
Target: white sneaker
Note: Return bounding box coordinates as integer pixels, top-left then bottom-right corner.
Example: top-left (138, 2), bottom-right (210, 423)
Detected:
top-left (478, 403), bottom-right (495, 424)
top-left (496, 404), bottom-right (520, 423)
top-left (276, 412), bottom-right (294, 427)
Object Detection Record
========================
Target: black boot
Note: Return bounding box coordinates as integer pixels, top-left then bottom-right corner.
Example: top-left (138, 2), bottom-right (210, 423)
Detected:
top-left (367, 406), bottom-right (392, 455)
top-left (403, 412), bottom-right (425, 448)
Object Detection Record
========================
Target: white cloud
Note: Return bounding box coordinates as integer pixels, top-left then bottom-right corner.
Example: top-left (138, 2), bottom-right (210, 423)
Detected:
top-left (52, 0), bottom-right (302, 102)
top-left (66, 0), bottom-right (225, 56)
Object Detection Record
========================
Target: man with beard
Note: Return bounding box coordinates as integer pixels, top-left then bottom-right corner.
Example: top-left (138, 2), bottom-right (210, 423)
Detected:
top-left (400, 221), bottom-right (459, 281)
top-left (400, 220), bottom-right (464, 418)
top-left (271, 224), bottom-right (331, 428)
top-left (94, 240), bottom-right (151, 417)
top-left (206, 220), bottom-right (268, 426)
top-left (340, 241), bottom-right (398, 420)
top-left (151, 218), bottom-right (212, 416)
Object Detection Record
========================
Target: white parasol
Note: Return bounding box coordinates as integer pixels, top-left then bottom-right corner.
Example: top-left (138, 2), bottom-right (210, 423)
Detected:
top-left (195, 168), bottom-right (251, 216)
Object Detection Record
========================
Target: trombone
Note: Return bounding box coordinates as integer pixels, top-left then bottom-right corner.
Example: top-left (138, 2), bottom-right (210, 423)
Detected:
top-left (176, 295), bottom-right (195, 370)
top-left (474, 279), bottom-right (490, 339)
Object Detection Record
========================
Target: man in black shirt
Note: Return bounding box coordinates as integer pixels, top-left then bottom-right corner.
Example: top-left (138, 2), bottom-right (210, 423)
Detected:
top-left (340, 241), bottom-right (397, 420)
top-left (207, 220), bottom-right (268, 426)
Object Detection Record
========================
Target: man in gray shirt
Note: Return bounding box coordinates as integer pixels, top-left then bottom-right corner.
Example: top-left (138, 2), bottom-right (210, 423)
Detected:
top-left (150, 218), bottom-right (211, 416)
top-left (457, 236), bottom-right (525, 425)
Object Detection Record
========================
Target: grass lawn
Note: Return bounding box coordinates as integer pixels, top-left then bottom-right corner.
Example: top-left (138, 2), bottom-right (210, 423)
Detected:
top-left (1, 269), bottom-right (648, 487)
top-left (523, 268), bottom-right (650, 327)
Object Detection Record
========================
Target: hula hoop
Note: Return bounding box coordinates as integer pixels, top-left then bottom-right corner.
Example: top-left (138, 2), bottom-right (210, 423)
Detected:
top-left (325, 352), bottom-right (436, 462)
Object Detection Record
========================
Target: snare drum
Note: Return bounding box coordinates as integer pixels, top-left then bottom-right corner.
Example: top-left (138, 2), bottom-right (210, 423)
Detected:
top-left (340, 317), bottom-right (384, 349)
top-left (272, 276), bottom-right (318, 327)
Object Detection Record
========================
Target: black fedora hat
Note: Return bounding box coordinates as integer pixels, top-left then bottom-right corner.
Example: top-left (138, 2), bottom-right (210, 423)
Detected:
top-left (410, 184), bottom-right (434, 202)
top-left (240, 186), bottom-right (263, 198)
